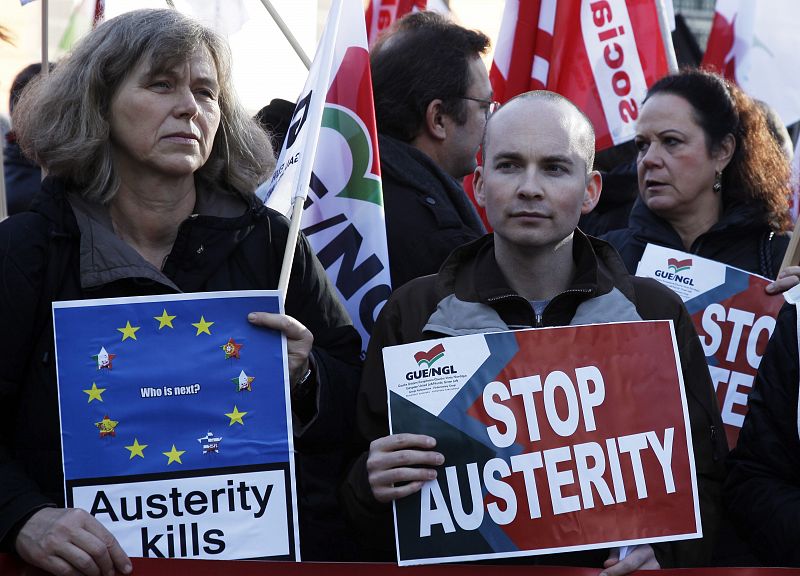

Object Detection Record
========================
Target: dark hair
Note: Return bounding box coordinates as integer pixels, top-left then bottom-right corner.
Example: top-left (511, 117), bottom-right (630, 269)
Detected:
top-left (9, 63), bottom-right (53, 113)
top-left (645, 68), bottom-right (791, 232)
top-left (14, 9), bottom-right (274, 203)
top-left (370, 11), bottom-right (489, 142)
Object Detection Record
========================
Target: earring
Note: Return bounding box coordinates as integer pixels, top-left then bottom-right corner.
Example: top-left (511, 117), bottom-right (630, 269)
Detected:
top-left (713, 170), bottom-right (722, 193)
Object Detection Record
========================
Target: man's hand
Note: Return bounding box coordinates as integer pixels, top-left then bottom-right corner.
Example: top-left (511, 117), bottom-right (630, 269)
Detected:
top-left (15, 507), bottom-right (131, 576)
top-left (248, 312), bottom-right (313, 389)
top-left (766, 266), bottom-right (800, 294)
top-left (367, 434), bottom-right (444, 503)
top-left (600, 544), bottom-right (659, 576)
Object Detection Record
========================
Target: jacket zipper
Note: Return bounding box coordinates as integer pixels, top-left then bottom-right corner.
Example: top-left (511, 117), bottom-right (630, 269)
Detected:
top-left (487, 287), bottom-right (593, 328)
top-left (710, 424), bottom-right (720, 462)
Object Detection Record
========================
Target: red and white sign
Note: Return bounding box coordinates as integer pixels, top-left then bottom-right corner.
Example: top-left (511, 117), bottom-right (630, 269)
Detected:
top-left (637, 244), bottom-right (785, 449)
top-left (385, 321), bottom-right (700, 565)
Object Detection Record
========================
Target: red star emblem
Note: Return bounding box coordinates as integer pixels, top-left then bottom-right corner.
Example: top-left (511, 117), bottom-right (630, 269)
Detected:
top-left (221, 338), bottom-right (243, 360)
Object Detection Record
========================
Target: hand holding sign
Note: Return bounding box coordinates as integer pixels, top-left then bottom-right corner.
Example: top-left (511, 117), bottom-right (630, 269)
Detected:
top-left (601, 544), bottom-right (659, 576)
top-left (367, 434), bottom-right (444, 503)
top-left (16, 507), bottom-right (131, 576)
top-left (765, 265), bottom-right (800, 295)
top-left (248, 312), bottom-right (313, 391)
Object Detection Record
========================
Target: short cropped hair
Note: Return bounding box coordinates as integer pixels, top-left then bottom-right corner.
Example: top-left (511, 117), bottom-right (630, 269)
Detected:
top-left (371, 11), bottom-right (490, 142)
top-left (13, 9), bottom-right (274, 203)
top-left (483, 91), bottom-right (596, 173)
top-left (645, 69), bottom-right (791, 232)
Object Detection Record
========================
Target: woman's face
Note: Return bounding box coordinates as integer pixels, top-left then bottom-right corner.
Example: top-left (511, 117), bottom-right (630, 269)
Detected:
top-left (634, 93), bottom-right (730, 221)
top-left (108, 46), bottom-right (221, 182)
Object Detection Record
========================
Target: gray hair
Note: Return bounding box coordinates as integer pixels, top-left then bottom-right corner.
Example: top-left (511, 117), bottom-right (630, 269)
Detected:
top-left (13, 9), bottom-right (275, 203)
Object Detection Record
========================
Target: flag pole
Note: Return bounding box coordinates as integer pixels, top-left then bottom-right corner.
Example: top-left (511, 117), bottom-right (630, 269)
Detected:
top-left (272, 0), bottom-right (345, 299)
top-left (277, 198), bottom-right (305, 297)
top-left (780, 222), bottom-right (800, 270)
top-left (41, 0), bottom-right (49, 76)
top-left (258, 0), bottom-right (312, 70)
top-left (654, 0), bottom-right (678, 73)
top-left (0, 144), bottom-right (7, 221)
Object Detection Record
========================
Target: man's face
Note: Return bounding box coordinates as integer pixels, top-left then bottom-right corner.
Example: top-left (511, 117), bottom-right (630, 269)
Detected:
top-left (444, 57), bottom-right (493, 179)
top-left (475, 98), bottom-right (600, 255)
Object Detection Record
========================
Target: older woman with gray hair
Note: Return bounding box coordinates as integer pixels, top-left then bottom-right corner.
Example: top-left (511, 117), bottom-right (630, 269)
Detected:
top-left (0, 9), bottom-right (361, 573)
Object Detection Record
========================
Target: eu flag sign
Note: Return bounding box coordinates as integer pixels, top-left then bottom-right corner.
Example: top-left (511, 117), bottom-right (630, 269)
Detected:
top-left (53, 291), bottom-right (299, 561)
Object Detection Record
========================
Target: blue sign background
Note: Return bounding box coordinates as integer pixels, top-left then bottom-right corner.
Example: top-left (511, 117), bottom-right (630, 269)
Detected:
top-left (54, 292), bottom-right (290, 481)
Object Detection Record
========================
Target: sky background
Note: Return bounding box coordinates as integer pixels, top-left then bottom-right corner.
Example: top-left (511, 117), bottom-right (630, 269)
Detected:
top-left (0, 0), bottom-right (504, 119)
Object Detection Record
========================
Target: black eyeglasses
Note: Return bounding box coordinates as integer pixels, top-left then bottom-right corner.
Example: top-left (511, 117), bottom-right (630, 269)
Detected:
top-left (457, 96), bottom-right (500, 117)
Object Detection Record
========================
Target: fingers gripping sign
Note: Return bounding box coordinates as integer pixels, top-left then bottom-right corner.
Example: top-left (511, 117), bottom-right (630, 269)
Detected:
top-left (367, 433), bottom-right (445, 503)
top-left (766, 265), bottom-right (800, 295)
top-left (600, 544), bottom-right (660, 576)
top-left (247, 312), bottom-right (314, 390)
top-left (15, 507), bottom-right (132, 576)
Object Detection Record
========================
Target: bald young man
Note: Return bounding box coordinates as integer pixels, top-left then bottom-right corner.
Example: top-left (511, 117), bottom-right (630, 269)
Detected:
top-left (341, 92), bottom-right (727, 571)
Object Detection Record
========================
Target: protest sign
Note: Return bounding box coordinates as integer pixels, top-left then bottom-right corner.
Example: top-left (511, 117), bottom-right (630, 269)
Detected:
top-left (385, 321), bottom-right (699, 565)
top-left (53, 291), bottom-right (299, 561)
top-left (636, 244), bottom-right (784, 448)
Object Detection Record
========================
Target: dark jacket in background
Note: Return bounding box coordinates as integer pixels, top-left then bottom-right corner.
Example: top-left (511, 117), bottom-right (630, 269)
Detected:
top-left (341, 231), bottom-right (727, 566)
top-left (0, 177), bottom-right (362, 560)
top-left (379, 134), bottom-right (485, 289)
top-left (3, 132), bottom-right (41, 215)
top-left (602, 198), bottom-right (789, 278)
top-left (725, 302), bottom-right (800, 566)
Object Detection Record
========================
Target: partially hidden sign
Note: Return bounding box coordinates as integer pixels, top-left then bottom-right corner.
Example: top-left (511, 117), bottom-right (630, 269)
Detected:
top-left (636, 244), bottom-right (784, 448)
top-left (384, 321), bottom-right (699, 565)
top-left (53, 291), bottom-right (299, 561)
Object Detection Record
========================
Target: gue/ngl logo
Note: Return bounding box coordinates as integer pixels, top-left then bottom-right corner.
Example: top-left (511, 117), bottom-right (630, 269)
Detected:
top-left (654, 257), bottom-right (695, 286)
top-left (667, 257), bottom-right (692, 273)
top-left (414, 343), bottom-right (445, 367)
top-left (406, 343), bottom-right (458, 381)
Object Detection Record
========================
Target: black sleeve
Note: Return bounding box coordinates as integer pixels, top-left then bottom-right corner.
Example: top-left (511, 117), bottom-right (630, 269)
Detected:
top-left (633, 278), bottom-right (728, 568)
top-left (0, 214), bottom-right (58, 550)
top-left (284, 231), bottom-right (362, 445)
top-left (725, 302), bottom-right (800, 565)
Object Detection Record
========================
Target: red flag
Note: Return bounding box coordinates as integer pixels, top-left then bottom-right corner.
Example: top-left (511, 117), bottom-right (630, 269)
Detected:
top-left (701, 6), bottom-right (735, 79)
top-left (489, 0), bottom-right (670, 151)
top-left (365, 0), bottom-right (427, 46)
top-left (93, 0), bottom-right (104, 27)
top-left (702, 0), bottom-right (800, 127)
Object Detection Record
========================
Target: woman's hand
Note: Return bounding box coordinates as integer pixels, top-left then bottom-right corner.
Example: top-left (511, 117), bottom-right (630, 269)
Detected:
top-left (15, 507), bottom-right (131, 576)
top-left (367, 434), bottom-right (444, 503)
top-left (600, 544), bottom-right (660, 576)
top-left (247, 312), bottom-right (313, 390)
top-left (766, 266), bottom-right (800, 294)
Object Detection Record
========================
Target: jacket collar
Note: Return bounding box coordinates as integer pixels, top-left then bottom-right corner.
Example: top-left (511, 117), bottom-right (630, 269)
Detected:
top-left (34, 177), bottom-right (261, 291)
top-left (628, 196), bottom-right (768, 248)
top-left (433, 230), bottom-right (636, 327)
top-left (378, 134), bottom-right (486, 235)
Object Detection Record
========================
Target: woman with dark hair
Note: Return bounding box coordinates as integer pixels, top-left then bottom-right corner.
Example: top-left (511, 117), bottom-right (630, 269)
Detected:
top-left (603, 69), bottom-right (796, 292)
top-left (1, 9), bottom-right (361, 573)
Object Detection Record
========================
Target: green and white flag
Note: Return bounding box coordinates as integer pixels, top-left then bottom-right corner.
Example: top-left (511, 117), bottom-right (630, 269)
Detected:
top-left (257, 0), bottom-right (390, 355)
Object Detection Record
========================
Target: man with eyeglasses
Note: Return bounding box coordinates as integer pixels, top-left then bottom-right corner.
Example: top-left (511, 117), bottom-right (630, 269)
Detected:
top-left (368, 11), bottom-right (495, 289)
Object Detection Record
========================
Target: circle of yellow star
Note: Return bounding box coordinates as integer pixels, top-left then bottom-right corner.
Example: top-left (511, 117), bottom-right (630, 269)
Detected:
top-left (117, 321), bottom-right (140, 341)
top-left (192, 316), bottom-right (214, 336)
top-left (225, 405), bottom-right (247, 426)
top-left (83, 382), bottom-right (106, 403)
top-left (154, 309), bottom-right (176, 329)
top-left (163, 444), bottom-right (186, 465)
top-left (126, 438), bottom-right (148, 459)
